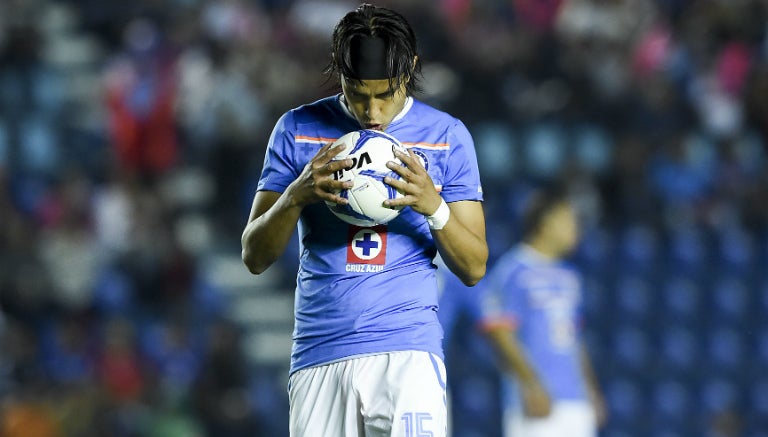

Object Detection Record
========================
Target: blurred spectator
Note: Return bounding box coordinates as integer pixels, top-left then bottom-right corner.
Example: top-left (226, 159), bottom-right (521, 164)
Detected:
top-left (648, 130), bottom-right (714, 221)
top-left (39, 314), bottom-right (95, 387)
top-left (103, 18), bottom-right (179, 178)
top-left (192, 319), bottom-right (259, 437)
top-left (37, 169), bottom-right (100, 312)
top-left (96, 316), bottom-right (146, 403)
top-left (0, 384), bottom-right (62, 437)
top-left (0, 319), bottom-right (45, 394)
top-left (141, 316), bottom-right (204, 401)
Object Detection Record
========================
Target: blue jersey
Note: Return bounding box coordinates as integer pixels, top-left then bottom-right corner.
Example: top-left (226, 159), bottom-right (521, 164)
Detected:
top-left (480, 244), bottom-right (587, 404)
top-left (258, 95), bottom-right (483, 374)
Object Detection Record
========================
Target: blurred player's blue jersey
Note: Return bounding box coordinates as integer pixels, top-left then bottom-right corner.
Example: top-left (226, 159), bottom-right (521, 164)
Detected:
top-left (258, 95), bottom-right (483, 374)
top-left (480, 245), bottom-right (588, 405)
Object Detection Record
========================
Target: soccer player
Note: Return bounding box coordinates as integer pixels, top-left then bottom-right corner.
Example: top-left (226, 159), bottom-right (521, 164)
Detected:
top-left (478, 186), bottom-right (606, 437)
top-left (240, 4), bottom-right (488, 437)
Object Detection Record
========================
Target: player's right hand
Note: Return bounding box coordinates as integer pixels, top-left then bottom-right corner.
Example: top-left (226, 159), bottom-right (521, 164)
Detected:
top-left (521, 380), bottom-right (552, 418)
top-left (288, 142), bottom-right (353, 207)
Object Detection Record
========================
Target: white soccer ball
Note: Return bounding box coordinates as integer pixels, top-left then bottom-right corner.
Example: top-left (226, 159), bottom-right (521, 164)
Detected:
top-left (325, 129), bottom-right (407, 227)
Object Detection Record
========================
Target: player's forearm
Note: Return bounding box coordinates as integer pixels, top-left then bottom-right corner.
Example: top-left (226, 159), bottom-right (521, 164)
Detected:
top-left (486, 328), bottom-right (540, 384)
top-left (579, 343), bottom-right (602, 394)
top-left (432, 201), bottom-right (488, 286)
top-left (241, 193), bottom-right (302, 275)
top-left (434, 223), bottom-right (487, 285)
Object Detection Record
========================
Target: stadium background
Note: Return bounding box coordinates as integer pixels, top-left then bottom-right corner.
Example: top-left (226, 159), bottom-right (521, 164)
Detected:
top-left (0, 0), bottom-right (767, 436)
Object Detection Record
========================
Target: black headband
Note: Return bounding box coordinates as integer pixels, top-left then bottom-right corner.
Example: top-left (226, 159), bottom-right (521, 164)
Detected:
top-left (349, 35), bottom-right (390, 80)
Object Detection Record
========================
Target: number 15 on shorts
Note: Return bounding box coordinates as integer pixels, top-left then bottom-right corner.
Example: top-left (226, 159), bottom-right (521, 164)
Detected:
top-left (401, 412), bottom-right (433, 437)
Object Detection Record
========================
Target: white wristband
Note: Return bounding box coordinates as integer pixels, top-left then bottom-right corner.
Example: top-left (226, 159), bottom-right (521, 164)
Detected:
top-left (426, 198), bottom-right (450, 230)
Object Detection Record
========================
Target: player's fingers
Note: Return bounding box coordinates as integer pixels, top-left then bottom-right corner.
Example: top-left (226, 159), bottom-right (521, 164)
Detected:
top-left (383, 193), bottom-right (416, 208)
top-left (394, 148), bottom-right (426, 174)
top-left (312, 150), bottom-right (350, 175)
top-left (315, 179), bottom-right (352, 201)
top-left (382, 173), bottom-right (410, 193)
top-left (321, 191), bottom-right (349, 205)
top-left (385, 160), bottom-right (416, 182)
top-left (314, 142), bottom-right (346, 165)
top-left (325, 157), bottom-right (353, 174)
top-left (312, 141), bottom-right (335, 160)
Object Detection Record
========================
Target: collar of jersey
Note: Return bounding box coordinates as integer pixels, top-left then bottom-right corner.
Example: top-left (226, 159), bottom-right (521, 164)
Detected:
top-left (517, 243), bottom-right (557, 266)
top-left (337, 94), bottom-right (413, 129)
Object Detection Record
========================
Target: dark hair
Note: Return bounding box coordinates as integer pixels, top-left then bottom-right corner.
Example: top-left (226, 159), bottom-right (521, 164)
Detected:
top-left (324, 3), bottom-right (422, 95)
top-left (520, 185), bottom-right (572, 241)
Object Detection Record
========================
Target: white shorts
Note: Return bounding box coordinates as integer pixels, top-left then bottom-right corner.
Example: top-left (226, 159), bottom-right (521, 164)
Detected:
top-left (288, 351), bottom-right (448, 437)
top-left (504, 400), bottom-right (596, 437)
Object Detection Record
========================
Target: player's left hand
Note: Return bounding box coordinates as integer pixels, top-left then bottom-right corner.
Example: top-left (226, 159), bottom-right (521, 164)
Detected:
top-left (383, 148), bottom-right (443, 216)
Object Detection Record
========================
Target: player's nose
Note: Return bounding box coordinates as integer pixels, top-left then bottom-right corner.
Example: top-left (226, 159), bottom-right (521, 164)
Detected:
top-left (364, 100), bottom-right (381, 119)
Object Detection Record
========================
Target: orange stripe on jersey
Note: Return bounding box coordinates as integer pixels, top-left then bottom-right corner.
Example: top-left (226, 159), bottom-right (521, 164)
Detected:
top-left (294, 135), bottom-right (338, 144)
top-left (402, 141), bottom-right (450, 149)
top-left (478, 317), bottom-right (518, 333)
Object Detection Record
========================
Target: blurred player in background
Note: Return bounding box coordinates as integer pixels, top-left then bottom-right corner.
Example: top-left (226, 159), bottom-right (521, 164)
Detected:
top-left (479, 185), bottom-right (606, 437)
top-left (240, 3), bottom-right (487, 436)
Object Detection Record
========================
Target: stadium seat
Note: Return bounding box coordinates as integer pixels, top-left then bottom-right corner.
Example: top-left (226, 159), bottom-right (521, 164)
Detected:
top-left (666, 223), bottom-right (711, 274)
top-left (617, 223), bottom-right (661, 274)
top-left (709, 276), bottom-right (751, 325)
top-left (700, 378), bottom-right (740, 414)
top-left (602, 378), bottom-right (657, 437)
top-left (614, 274), bottom-right (654, 323)
top-left (473, 122), bottom-right (518, 184)
top-left (750, 378), bottom-right (768, 416)
top-left (611, 324), bottom-right (652, 371)
top-left (572, 225), bottom-right (615, 273)
top-left (660, 276), bottom-right (702, 322)
top-left (651, 380), bottom-right (694, 424)
top-left (604, 378), bottom-right (646, 422)
top-left (715, 224), bottom-right (756, 275)
top-left (756, 326), bottom-right (768, 368)
top-left (658, 325), bottom-right (700, 373)
top-left (521, 122), bottom-right (567, 179)
top-left (571, 122), bottom-right (613, 174)
top-left (705, 325), bottom-right (746, 376)
top-left (581, 275), bottom-right (610, 323)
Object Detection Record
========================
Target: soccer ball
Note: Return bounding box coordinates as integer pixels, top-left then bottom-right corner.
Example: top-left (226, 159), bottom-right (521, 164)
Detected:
top-left (325, 129), bottom-right (407, 227)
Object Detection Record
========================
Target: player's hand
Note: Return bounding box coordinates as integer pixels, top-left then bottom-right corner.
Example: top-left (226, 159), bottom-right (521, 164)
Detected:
top-left (590, 388), bottom-right (608, 428)
top-left (383, 148), bottom-right (443, 216)
top-left (288, 142), bottom-right (353, 207)
top-left (521, 380), bottom-right (552, 418)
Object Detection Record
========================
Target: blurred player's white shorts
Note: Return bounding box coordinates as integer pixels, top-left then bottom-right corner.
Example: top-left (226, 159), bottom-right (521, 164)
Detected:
top-left (504, 400), bottom-right (596, 437)
top-left (288, 351), bottom-right (447, 437)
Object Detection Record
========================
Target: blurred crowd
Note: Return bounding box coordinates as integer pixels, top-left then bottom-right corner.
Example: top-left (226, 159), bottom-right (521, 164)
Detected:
top-left (0, 0), bottom-right (766, 436)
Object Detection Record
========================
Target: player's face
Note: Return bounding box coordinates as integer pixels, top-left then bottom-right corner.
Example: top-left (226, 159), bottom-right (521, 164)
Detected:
top-left (546, 202), bottom-right (580, 256)
top-left (341, 76), bottom-right (409, 131)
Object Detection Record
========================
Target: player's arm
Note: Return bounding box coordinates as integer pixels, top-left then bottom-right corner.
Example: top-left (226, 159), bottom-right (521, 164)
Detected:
top-left (384, 148), bottom-right (488, 286)
top-left (580, 342), bottom-right (608, 427)
top-left (483, 324), bottom-right (552, 417)
top-left (241, 143), bottom-right (353, 274)
top-left (432, 200), bottom-right (487, 286)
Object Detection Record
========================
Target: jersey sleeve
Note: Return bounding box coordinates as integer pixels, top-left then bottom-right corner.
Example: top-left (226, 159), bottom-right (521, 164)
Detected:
top-left (257, 111), bottom-right (300, 193)
top-left (479, 267), bottom-right (524, 332)
top-left (440, 119), bottom-right (484, 203)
